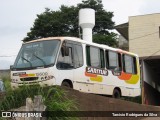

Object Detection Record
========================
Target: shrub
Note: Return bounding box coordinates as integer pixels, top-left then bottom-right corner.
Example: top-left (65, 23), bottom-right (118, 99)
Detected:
top-left (0, 85), bottom-right (78, 120)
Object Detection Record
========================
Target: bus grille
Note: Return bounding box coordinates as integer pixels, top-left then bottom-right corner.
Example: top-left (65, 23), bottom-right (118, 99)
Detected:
top-left (20, 77), bottom-right (38, 81)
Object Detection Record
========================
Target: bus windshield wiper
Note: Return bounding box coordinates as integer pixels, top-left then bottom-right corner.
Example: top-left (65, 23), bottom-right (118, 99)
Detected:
top-left (33, 54), bottom-right (46, 66)
top-left (21, 56), bottom-right (32, 67)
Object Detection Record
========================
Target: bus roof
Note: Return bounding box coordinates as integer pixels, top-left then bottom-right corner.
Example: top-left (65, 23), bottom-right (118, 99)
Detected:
top-left (23, 37), bottom-right (138, 57)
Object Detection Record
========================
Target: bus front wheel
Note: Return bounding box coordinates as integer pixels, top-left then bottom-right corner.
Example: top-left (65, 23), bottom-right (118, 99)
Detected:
top-left (61, 81), bottom-right (72, 88)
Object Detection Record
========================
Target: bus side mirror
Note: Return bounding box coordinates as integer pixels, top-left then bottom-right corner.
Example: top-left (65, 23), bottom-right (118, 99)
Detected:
top-left (61, 47), bottom-right (69, 57)
top-left (10, 65), bottom-right (13, 70)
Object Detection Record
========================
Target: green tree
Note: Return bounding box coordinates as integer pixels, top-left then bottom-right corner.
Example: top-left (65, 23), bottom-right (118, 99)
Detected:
top-left (23, 0), bottom-right (117, 47)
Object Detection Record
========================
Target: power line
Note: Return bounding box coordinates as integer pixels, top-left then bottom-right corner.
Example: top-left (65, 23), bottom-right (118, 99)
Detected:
top-left (130, 31), bottom-right (159, 41)
top-left (115, 24), bottom-right (160, 41)
top-left (115, 24), bottom-right (155, 29)
top-left (0, 55), bottom-right (17, 57)
top-left (142, 49), bottom-right (160, 61)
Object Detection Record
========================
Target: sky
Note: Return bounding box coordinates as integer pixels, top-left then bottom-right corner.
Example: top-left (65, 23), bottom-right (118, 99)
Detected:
top-left (1, 0), bottom-right (160, 69)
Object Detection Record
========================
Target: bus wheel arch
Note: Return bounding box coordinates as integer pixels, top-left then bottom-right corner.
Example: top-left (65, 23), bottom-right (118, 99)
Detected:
top-left (112, 87), bottom-right (121, 98)
top-left (61, 79), bottom-right (73, 88)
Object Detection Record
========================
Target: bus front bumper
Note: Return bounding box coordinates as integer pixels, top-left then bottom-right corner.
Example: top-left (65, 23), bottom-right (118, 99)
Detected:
top-left (11, 78), bottom-right (56, 89)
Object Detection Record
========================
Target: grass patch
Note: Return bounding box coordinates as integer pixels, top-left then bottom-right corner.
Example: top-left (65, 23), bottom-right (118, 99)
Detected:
top-left (0, 85), bottom-right (79, 120)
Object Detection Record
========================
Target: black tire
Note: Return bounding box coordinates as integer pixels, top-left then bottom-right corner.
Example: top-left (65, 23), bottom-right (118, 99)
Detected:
top-left (112, 89), bottom-right (121, 98)
top-left (61, 81), bottom-right (71, 88)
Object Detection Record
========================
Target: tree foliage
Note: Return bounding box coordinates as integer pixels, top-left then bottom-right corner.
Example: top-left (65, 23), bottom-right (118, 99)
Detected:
top-left (23, 0), bottom-right (117, 47)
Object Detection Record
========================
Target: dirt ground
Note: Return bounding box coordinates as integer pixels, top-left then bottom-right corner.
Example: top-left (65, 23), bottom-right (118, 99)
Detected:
top-left (1, 87), bottom-right (160, 120)
top-left (63, 87), bottom-right (160, 120)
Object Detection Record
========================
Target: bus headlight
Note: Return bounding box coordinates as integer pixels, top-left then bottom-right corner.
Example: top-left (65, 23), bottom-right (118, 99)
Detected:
top-left (11, 79), bottom-right (18, 83)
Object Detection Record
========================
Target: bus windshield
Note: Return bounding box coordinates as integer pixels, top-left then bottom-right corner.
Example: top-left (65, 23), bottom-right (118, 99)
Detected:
top-left (13, 40), bottom-right (60, 70)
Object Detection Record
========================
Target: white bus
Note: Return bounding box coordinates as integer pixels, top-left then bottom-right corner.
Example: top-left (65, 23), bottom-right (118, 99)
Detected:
top-left (11, 37), bottom-right (141, 98)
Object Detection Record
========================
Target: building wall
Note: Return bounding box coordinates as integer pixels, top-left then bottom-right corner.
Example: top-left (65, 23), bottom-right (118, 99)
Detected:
top-left (118, 35), bottom-right (128, 46)
top-left (118, 35), bottom-right (129, 51)
top-left (129, 14), bottom-right (160, 57)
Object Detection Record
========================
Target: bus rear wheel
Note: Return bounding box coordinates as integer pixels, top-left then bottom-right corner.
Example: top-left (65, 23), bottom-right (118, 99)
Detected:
top-left (112, 89), bottom-right (121, 99)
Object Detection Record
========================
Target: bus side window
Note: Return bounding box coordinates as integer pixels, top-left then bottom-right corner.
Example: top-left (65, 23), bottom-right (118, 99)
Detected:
top-left (100, 49), bottom-right (105, 68)
top-left (123, 54), bottom-right (137, 74)
top-left (86, 46), bottom-right (104, 68)
top-left (73, 44), bottom-right (83, 68)
top-left (107, 50), bottom-right (121, 71)
top-left (57, 41), bottom-right (74, 69)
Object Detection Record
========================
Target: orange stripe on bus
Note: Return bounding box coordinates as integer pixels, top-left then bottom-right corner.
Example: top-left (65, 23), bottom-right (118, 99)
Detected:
top-left (19, 74), bottom-right (28, 77)
top-left (118, 71), bottom-right (132, 80)
top-left (85, 72), bottom-right (97, 77)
